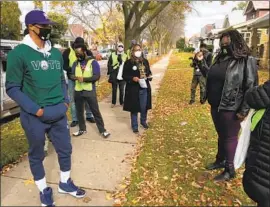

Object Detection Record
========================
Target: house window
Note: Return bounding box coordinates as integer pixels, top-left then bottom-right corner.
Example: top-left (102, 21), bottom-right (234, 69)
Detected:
top-left (240, 32), bottom-right (251, 45)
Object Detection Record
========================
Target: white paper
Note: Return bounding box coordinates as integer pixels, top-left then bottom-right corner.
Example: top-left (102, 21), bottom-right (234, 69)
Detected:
top-left (139, 78), bottom-right (148, 88)
top-left (117, 63), bottom-right (124, 80)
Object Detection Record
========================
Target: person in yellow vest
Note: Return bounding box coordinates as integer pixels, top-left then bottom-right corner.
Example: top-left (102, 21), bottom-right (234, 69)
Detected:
top-left (107, 42), bottom-right (128, 108)
top-left (63, 37), bottom-right (95, 127)
top-left (70, 45), bottom-right (110, 138)
top-left (242, 80), bottom-right (270, 207)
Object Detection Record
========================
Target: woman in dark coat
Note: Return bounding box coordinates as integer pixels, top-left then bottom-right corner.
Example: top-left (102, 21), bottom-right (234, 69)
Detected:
top-left (123, 44), bottom-right (152, 133)
top-left (243, 80), bottom-right (270, 207)
top-left (198, 30), bottom-right (258, 181)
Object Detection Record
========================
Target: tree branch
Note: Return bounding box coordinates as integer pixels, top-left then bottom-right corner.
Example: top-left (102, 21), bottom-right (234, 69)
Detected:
top-left (139, 2), bottom-right (170, 33)
top-left (139, 2), bottom-right (150, 16)
top-left (124, 1), bottom-right (140, 30)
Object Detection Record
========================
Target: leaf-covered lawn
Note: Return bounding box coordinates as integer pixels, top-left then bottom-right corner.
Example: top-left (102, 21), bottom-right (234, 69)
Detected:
top-left (114, 52), bottom-right (267, 206)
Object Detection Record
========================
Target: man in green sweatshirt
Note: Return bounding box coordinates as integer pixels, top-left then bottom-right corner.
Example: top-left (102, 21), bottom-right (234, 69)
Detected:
top-left (6, 10), bottom-right (85, 206)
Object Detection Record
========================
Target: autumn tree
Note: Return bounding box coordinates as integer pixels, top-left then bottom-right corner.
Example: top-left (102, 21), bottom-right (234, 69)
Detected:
top-left (145, 4), bottom-right (185, 55)
top-left (232, 1), bottom-right (247, 11)
top-left (47, 12), bottom-right (69, 46)
top-left (94, 8), bottom-right (124, 46)
top-left (33, 0), bottom-right (43, 10)
top-left (0, 1), bottom-right (21, 40)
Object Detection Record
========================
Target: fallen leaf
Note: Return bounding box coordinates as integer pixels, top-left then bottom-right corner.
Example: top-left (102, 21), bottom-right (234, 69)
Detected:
top-left (181, 194), bottom-right (188, 201)
top-left (106, 192), bottom-right (112, 200)
top-left (82, 196), bottom-right (92, 203)
top-left (191, 181), bottom-right (202, 189)
top-left (23, 178), bottom-right (34, 186)
top-left (200, 193), bottom-right (206, 203)
top-left (163, 176), bottom-right (169, 180)
top-left (180, 121), bottom-right (187, 126)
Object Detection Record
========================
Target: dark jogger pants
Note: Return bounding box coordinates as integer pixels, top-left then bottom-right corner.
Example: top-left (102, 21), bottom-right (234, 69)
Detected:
top-left (74, 90), bottom-right (106, 133)
top-left (112, 80), bottom-right (125, 105)
top-left (190, 75), bottom-right (206, 102)
top-left (210, 108), bottom-right (241, 166)
top-left (20, 110), bottom-right (72, 181)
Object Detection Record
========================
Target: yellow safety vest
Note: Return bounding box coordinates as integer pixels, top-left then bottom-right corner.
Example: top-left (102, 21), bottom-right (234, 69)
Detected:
top-left (75, 60), bottom-right (94, 92)
top-left (126, 49), bottom-right (132, 59)
top-left (111, 52), bottom-right (127, 69)
top-left (251, 109), bottom-right (266, 131)
top-left (69, 47), bottom-right (77, 68)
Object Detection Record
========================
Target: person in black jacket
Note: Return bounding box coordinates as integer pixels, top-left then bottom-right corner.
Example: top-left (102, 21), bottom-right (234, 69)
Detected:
top-left (107, 43), bottom-right (128, 108)
top-left (243, 80), bottom-right (270, 207)
top-left (189, 44), bottom-right (212, 105)
top-left (123, 44), bottom-right (152, 134)
top-left (198, 29), bottom-right (258, 181)
top-left (62, 37), bottom-right (95, 127)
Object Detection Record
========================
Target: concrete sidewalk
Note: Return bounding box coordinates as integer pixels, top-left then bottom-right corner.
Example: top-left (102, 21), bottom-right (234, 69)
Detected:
top-left (0, 53), bottom-right (171, 206)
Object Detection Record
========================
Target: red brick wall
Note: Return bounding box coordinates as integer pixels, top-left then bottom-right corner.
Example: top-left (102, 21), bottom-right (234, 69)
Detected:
top-left (257, 10), bottom-right (269, 18)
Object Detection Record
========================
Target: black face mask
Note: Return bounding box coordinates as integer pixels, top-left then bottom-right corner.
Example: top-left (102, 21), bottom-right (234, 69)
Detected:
top-left (76, 54), bottom-right (85, 61)
top-left (34, 27), bottom-right (52, 41)
top-left (220, 45), bottom-right (233, 56)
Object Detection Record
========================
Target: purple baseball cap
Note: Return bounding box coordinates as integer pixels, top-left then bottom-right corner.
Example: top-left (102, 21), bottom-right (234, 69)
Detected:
top-left (25, 10), bottom-right (56, 25)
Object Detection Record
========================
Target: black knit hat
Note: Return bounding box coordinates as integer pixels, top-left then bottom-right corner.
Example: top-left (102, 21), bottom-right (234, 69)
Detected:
top-left (73, 37), bottom-right (85, 49)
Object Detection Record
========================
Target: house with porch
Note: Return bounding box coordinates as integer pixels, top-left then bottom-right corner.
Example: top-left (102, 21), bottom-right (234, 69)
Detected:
top-left (217, 1), bottom-right (269, 69)
top-left (62, 24), bottom-right (92, 49)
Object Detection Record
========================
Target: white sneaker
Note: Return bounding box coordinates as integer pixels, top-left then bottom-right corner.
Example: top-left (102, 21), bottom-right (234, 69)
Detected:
top-left (101, 131), bottom-right (110, 138)
top-left (73, 130), bottom-right (87, 136)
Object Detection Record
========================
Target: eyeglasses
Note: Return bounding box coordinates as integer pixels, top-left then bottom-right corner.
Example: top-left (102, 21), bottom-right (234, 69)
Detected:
top-left (118, 45), bottom-right (124, 48)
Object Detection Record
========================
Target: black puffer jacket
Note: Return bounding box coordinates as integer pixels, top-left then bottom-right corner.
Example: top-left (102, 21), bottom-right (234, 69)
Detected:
top-left (243, 80), bottom-right (270, 202)
top-left (200, 56), bottom-right (258, 116)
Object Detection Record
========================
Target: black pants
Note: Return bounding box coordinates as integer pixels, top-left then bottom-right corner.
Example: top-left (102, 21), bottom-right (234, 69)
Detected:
top-left (74, 90), bottom-right (106, 133)
top-left (112, 80), bottom-right (125, 105)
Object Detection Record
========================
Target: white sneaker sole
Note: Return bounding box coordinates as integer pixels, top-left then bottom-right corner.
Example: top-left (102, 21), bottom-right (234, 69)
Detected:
top-left (58, 187), bottom-right (85, 198)
top-left (41, 202), bottom-right (55, 207)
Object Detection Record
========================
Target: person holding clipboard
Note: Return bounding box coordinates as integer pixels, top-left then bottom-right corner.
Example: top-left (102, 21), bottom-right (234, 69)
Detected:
top-left (122, 44), bottom-right (153, 134)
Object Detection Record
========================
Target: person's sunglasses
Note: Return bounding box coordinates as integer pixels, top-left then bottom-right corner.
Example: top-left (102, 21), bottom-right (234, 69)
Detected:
top-left (118, 45), bottom-right (124, 48)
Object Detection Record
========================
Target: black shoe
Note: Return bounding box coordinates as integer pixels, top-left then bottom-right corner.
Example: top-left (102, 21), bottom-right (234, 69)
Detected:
top-left (214, 166), bottom-right (236, 182)
top-left (73, 130), bottom-right (87, 136)
top-left (200, 100), bottom-right (206, 104)
top-left (141, 123), bottom-right (149, 129)
top-left (133, 129), bottom-right (139, 134)
top-left (206, 160), bottom-right (225, 170)
top-left (189, 100), bottom-right (195, 105)
top-left (70, 121), bottom-right (78, 127)
top-left (86, 117), bottom-right (95, 123)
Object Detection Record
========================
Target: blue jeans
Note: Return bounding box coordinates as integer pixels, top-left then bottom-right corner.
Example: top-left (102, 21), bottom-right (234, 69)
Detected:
top-left (68, 80), bottom-right (93, 122)
top-left (131, 89), bottom-right (148, 130)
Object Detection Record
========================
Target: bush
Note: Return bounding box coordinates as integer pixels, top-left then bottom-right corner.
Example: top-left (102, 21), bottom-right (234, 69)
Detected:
top-left (183, 47), bottom-right (195, 53)
top-left (206, 45), bottom-right (214, 53)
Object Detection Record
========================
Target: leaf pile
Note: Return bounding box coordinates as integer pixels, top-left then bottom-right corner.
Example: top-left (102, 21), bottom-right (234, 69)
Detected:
top-left (113, 52), bottom-right (265, 206)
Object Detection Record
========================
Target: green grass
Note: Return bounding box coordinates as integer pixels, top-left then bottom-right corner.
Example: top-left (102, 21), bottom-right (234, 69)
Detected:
top-left (115, 53), bottom-right (266, 206)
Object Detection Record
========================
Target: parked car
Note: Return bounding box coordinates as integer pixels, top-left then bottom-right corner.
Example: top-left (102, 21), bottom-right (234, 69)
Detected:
top-left (1, 39), bottom-right (21, 119)
top-left (99, 49), bottom-right (110, 60)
